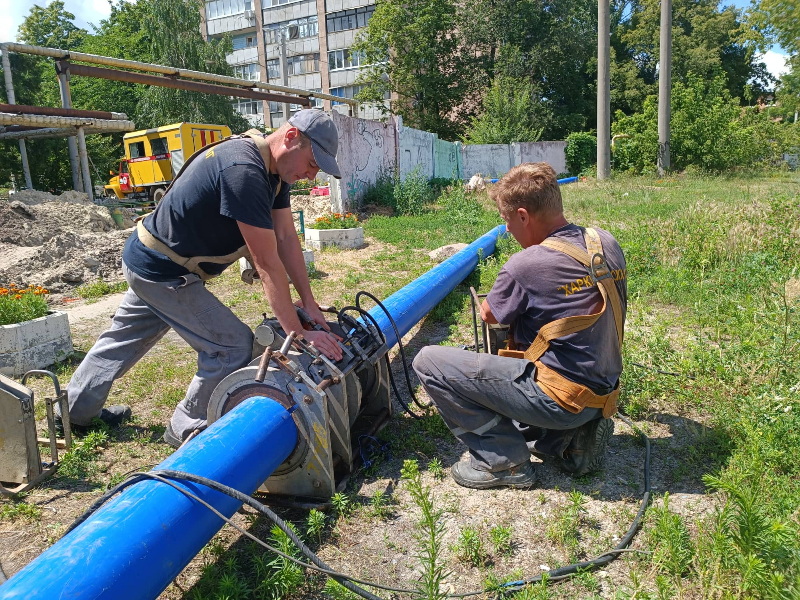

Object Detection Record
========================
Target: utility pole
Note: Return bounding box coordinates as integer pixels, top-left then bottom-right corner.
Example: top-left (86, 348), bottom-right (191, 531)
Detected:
top-left (597, 0), bottom-right (611, 180)
top-left (280, 35), bottom-right (290, 122)
top-left (657, 0), bottom-right (672, 176)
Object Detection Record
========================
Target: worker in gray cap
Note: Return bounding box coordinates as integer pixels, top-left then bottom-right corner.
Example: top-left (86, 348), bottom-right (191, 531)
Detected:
top-left (58, 109), bottom-right (343, 448)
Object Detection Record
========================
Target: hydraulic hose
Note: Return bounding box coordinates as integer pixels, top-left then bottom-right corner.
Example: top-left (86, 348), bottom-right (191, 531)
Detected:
top-left (59, 412), bottom-right (651, 599)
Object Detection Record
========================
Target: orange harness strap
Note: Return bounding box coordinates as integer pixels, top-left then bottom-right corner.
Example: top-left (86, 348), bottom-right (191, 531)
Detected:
top-left (497, 228), bottom-right (624, 418)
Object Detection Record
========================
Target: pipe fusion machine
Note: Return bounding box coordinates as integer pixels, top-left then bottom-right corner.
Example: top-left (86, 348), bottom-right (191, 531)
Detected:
top-left (209, 306), bottom-right (392, 502)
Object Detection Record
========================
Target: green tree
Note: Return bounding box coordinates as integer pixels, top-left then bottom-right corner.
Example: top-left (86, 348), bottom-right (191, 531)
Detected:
top-left (749, 0), bottom-right (800, 55)
top-left (136, 0), bottom-right (250, 131)
top-left (353, 0), bottom-right (470, 140)
top-left (462, 76), bottom-right (542, 144)
top-left (16, 1), bottom-right (86, 49)
top-left (610, 74), bottom-right (792, 173)
top-left (459, 0), bottom-right (598, 140)
top-left (612, 0), bottom-right (772, 111)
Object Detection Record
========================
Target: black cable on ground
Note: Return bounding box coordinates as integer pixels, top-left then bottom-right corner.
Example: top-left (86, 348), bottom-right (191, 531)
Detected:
top-left (0, 561), bottom-right (7, 584)
top-left (62, 412), bottom-right (651, 599)
top-left (629, 362), bottom-right (695, 380)
top-left (482, 412), bottom-right (652, 597)
top-left (338, 303), bottom-right (422, 420)
top-left (355, 290), bottom-right (431, 411)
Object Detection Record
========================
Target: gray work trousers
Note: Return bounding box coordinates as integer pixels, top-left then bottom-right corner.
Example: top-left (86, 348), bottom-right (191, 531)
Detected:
top-left (412, 346), bottom-right (601, 472)
top-left (62, 261), bottom-right (253, 440)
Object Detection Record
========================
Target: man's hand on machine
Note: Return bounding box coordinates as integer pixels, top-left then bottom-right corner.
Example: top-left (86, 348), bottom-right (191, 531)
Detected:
top-left (304, 330), bottom-right (343, 361)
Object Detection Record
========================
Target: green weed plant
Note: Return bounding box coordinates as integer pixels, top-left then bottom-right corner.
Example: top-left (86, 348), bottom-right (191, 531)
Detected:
top-left (401, 459), bottom-right (450, 600)
top-left (76, 279), bottom-right (128, 299)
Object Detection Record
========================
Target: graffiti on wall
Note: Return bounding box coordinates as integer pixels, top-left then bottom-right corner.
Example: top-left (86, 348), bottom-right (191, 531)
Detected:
top-left (331, 112), bottom-right (397, 206)
top-left (398, 125), bottom-right (434, 180)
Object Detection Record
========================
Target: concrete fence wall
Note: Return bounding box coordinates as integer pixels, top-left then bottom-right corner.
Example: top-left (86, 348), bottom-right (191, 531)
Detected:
top-left (397, 120), bottom-right (434, 180)
top-left (328, 113), bottom-right (567, 211)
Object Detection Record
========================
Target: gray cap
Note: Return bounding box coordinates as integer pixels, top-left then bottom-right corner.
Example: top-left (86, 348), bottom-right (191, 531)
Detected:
top-left (288, 109), bottom-right (342, 179)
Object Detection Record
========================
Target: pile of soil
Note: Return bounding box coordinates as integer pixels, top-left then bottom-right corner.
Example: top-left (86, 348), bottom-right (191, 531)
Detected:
top-left (0, 193), bottom-right (131, 297)
top-left (9, 189), bottom-right (92, 206)
top-left (290, 193), bottom-right (334, 228)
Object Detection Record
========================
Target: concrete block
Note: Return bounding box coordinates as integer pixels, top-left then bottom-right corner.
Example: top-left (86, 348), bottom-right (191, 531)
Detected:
top-left (0, 311), bottom-right (73, 377)
top-left (305, 227), bottom-right (364, 250)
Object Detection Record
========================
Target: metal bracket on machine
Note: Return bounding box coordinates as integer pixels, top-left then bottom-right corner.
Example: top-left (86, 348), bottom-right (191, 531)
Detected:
top-left (209, 310), bottom-right (391, 506)
top-left (0, 370), bottom-right (73, 495)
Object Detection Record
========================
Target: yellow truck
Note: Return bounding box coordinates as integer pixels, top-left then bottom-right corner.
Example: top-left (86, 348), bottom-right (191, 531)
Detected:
top-left (104, 122), bottom-right (232, 203)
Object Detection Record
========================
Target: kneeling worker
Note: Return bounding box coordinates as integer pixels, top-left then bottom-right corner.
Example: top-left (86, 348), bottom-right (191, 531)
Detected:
top-left (413, 163), bottom-right (626, 489)
top-left (57, 109), bottom-right (344, 447)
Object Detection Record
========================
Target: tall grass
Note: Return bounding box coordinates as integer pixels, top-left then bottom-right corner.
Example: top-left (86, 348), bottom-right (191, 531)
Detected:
top-left (363, 173), bottom-right (800, 597)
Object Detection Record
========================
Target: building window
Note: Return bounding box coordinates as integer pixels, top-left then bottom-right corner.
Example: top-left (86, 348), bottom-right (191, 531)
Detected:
top-left (270, 91), bottom-right (323, 114)
top-left (233, 63), bottom-right (260, 81)
top-left (231, 99), bottom-right (264, 116)
top-left (206, 0), bottom-right (251, 20)
top-left (267, 59), bottom-right (280, 80)
top-left (328, 48), bottom-right (365, 71)
top-left (329, 84), bottom-right (364, 105)
top-left (329, 85), bottom-right (388, 105)
top-left (264, 16), bottom-right (318, 45)
top-left (232, 33), bottom-right (258, 50)
top-left (287, 53), bottom-right (320, 75)
top-left (262, 0), bottom-right (303, 6)
top-left (326, 6), bottom-right (374, 33)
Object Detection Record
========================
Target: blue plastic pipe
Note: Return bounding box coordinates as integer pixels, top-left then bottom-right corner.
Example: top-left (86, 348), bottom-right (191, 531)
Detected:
top-left (489, 176), bottom-right (578, 184)
top-left (0, 396), bottom-right (297, 600)
top-left (369, 224), bottom-right (507, 348)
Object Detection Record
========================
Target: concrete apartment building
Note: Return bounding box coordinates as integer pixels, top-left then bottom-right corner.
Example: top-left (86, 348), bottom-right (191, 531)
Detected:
top-left (201, 0), bottom-right (387, 128)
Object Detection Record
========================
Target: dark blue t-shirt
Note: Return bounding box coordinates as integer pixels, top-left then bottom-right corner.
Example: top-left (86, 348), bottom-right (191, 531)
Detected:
top-left (487, 224), bottom-right (627, 394)
top-left (123, 137), bottom-right (291, 281)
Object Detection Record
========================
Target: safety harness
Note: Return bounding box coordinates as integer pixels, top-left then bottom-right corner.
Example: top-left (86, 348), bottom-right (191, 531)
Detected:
top-left (498, 227), bottom-right (624, 418)
top-left (135, 129), bottom-right (280, 281)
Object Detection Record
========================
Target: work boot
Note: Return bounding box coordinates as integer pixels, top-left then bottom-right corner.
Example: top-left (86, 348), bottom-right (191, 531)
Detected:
top-left (55, 405), bottom-right (132, 436)
top-left (162, 423), bottom-right (183, 449)
top-left (557, 417), bottom-right (614, 477)
top-left (451, 460), bottom-right (538, 490)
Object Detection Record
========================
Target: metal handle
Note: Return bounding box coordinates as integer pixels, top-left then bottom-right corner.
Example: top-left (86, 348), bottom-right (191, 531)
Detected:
top-left (21, 370), bottom-right (61, 396)
top-left (280, 331), bottom-right (297, 355)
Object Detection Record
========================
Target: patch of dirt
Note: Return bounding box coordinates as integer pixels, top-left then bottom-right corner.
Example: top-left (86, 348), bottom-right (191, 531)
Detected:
top-left (786, 278), bottom-right (800, 303)
top-left (0, 195), bottom-right (131, 298)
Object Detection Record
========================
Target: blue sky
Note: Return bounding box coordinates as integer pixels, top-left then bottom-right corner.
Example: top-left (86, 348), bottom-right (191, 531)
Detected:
top-left (0, 0), bottom-right (791, 78)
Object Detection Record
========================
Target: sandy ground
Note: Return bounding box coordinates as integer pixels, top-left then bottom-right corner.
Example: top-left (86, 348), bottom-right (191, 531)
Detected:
top-left (0, 237), bottom-right (718, 599)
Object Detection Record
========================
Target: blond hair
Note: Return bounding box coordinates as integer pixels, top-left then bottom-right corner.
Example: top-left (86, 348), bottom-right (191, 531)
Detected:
top-left (489, 162), bottom-right (563, 218)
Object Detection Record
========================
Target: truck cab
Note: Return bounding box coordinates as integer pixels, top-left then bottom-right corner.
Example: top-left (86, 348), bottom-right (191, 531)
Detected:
top-left (106, 123), bottom-right (232, 204)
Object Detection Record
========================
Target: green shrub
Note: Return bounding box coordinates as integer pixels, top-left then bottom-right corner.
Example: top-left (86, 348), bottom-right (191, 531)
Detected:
top-left (612, 73), bottom-right (799, 173)
top-left (393, 166), bottom-right (431, 215)
top-left (564, 131), bottom-right (597, 175)
top-left (648, 493), bottom-right (694, 577)
top-left (462, 76), bottom-right (543, 145)
top-left (361, 170), bottom-right (396, 208)
top-left (437, 184), bottom-right (484, 227)
top-left (0, 284), bottom-right (49, 326)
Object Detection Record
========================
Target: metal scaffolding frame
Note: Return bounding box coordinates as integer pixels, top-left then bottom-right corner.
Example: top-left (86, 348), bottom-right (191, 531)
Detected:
top-left (0, 42), bottom-right (358, 198)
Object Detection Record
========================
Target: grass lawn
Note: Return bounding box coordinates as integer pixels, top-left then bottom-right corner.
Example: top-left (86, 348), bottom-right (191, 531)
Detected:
top-left (1, 173), bottom-right (798, 599)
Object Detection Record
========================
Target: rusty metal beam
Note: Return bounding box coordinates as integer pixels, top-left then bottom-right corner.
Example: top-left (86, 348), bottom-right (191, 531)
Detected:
top-left (62, 61), bottom-right (311, 107)
top-left (0, 103), bottom-right (127, 120)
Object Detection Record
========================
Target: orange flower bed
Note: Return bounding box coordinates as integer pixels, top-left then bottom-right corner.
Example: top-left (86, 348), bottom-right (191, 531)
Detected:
top-left (309, 212), bottom-right (359, 230)
top-left (0, 283), bottom-right (50, 326)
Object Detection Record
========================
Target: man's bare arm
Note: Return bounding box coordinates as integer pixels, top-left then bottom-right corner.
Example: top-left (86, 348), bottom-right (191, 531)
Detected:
top-left (480, 299), bottom-right (499, 324)
top-left (237, 221), bottom-right (342, 360)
